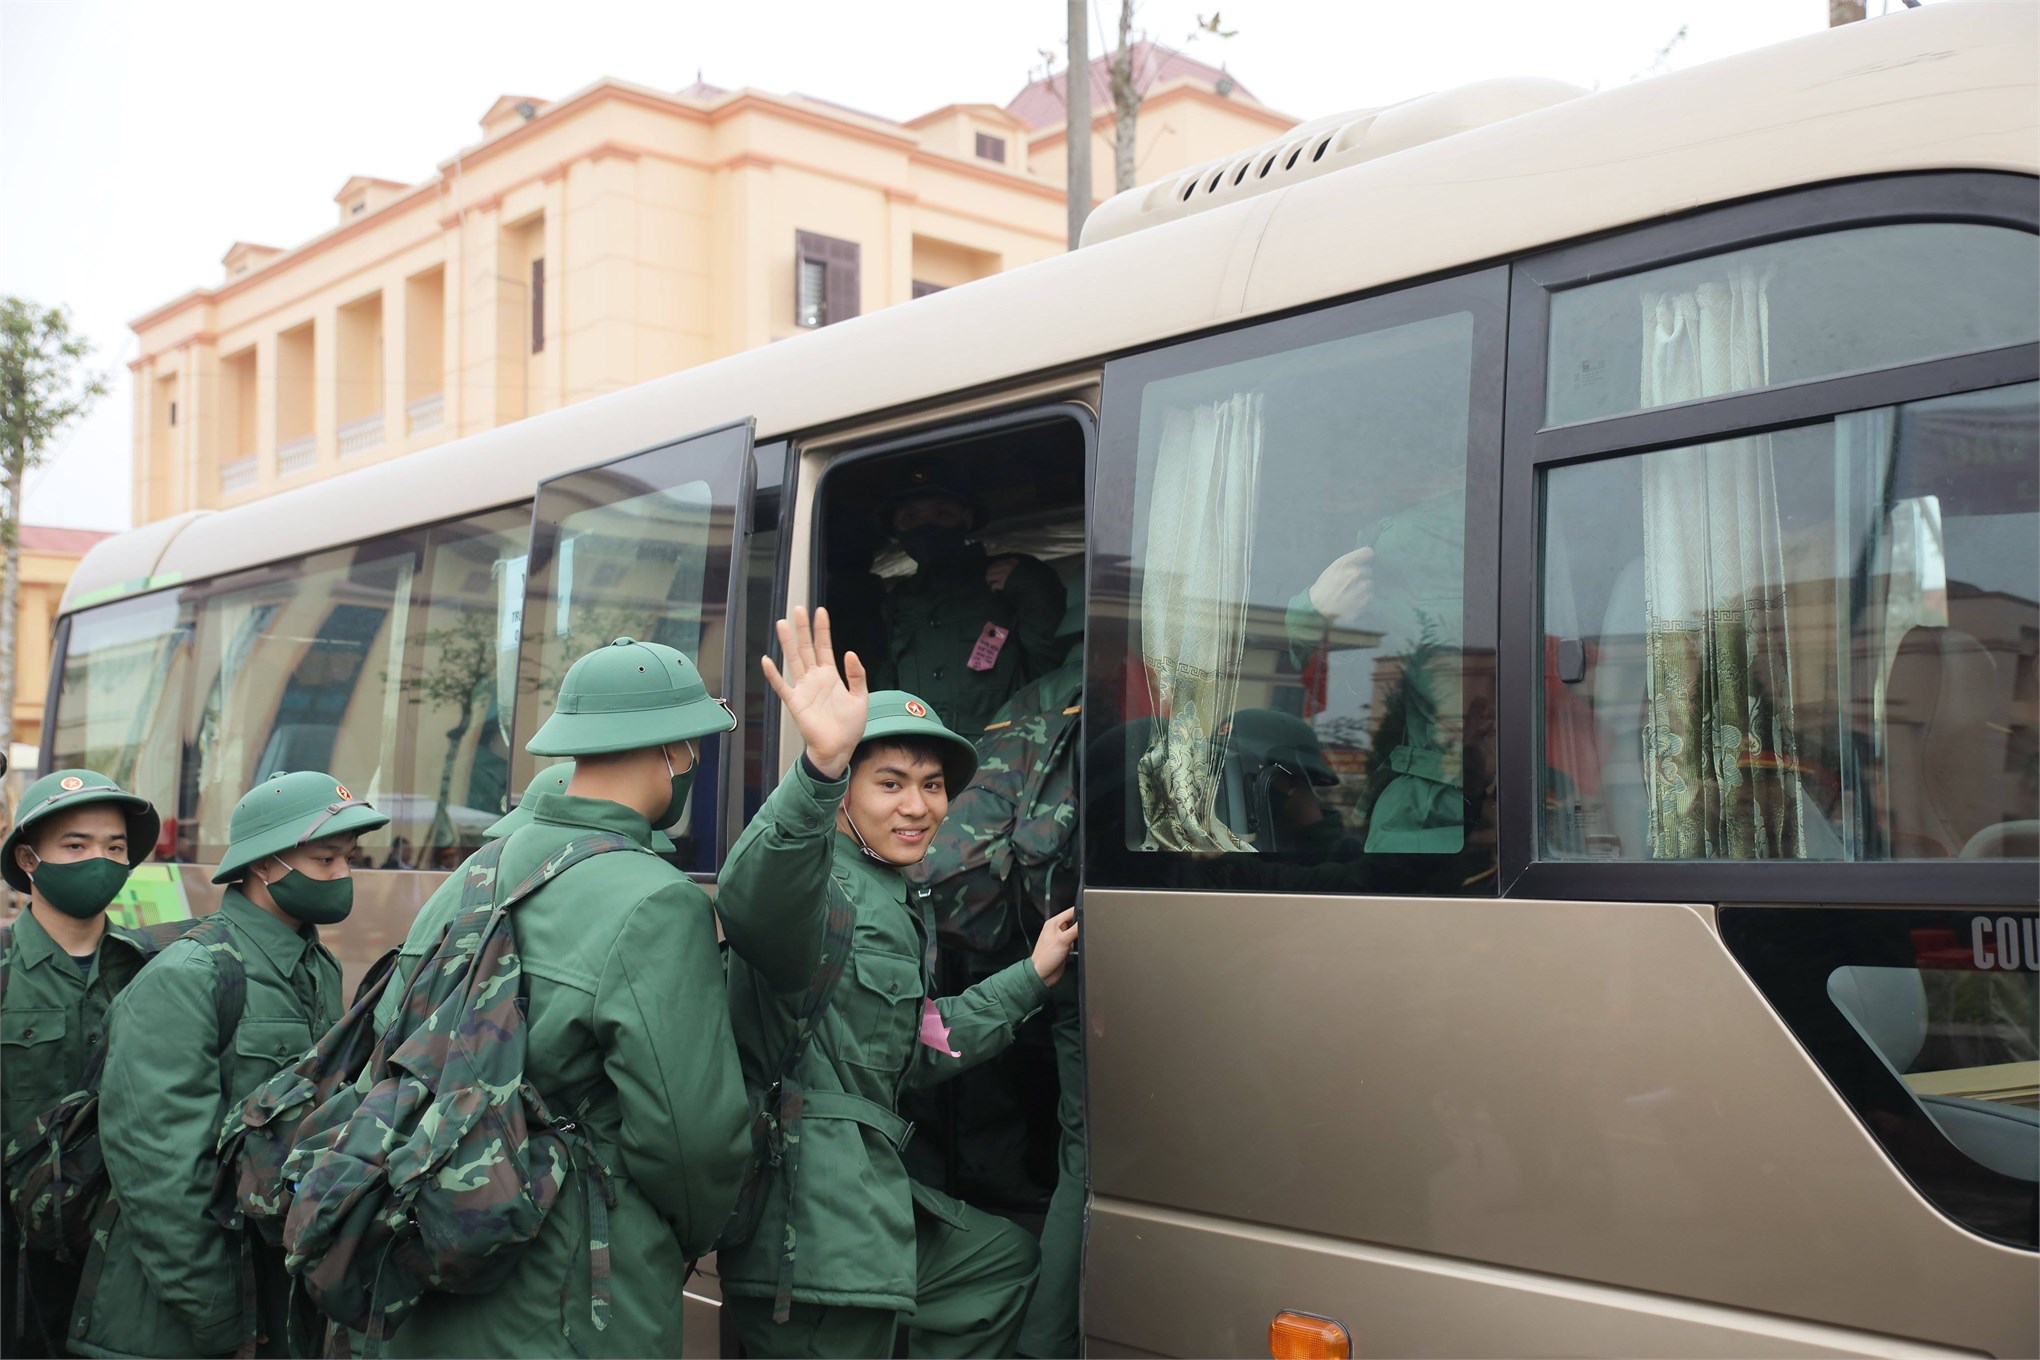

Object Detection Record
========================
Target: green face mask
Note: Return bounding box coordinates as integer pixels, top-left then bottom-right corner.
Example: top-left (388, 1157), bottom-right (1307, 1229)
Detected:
top-left (260, 859), bottom-right (355, 925)
top-left (659, 741), bottom-right (699, 830)
top-left (27, 853), bottom-right (131, 920)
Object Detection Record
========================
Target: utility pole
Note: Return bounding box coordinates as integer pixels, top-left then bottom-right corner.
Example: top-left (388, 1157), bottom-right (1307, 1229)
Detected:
top-left (1066, 0), bottom-right (1093, 249)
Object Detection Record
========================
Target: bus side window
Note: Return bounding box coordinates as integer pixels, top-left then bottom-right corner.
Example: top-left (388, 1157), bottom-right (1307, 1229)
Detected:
top-left (1088, 273), bottom-right (1505, 896)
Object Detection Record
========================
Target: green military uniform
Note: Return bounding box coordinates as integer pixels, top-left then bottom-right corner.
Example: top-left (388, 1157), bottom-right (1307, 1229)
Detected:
top-left (718, 692), bottom-right (1047, 1359)
top-left (368, 763), bottom-right (676, 1036)
top-left (875, 547), bottom-right (1068, 739)
top-left (75, 770), bottom-right (387, 1359)
top-left (1284, 487), bottom-right (1467, 854)
top-left (381, 638), bottom-right (751, 1359)
top-left (1, 770), bottom-right (162, 1358)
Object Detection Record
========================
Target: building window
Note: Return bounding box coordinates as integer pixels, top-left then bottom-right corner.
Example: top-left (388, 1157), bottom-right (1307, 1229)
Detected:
top-left (530, 257), bottom-right (545, 353)
top-left (912, 280), bottom-right (946, 299)
top-left (168, 401), bottom-right (177, 426)
top-left (975, 132), bottom-right (1007, 163)
top-left (794, 230), bottom-right (860, 330)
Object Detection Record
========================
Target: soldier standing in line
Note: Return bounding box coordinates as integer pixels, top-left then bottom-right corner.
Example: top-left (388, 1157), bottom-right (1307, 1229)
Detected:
top-left (364, 761), bottom-right (678, 1036)
top-left (75, 770), bottom-right (387, 1359)
top-left (0, 770), bottom-right (164, 1358)
top-left (871, 470), bottom-right (1068, 738)
top-left (378, 636), bottom-right (751, 1360)
top-left (716, 607), bottom-right (1079, 1359)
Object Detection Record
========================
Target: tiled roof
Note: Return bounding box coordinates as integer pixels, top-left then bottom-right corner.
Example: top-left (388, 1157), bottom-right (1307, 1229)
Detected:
top-left (1006, 40), bottom-right (1255, 131)
top-left (18, 525), bottom-right (113, 555)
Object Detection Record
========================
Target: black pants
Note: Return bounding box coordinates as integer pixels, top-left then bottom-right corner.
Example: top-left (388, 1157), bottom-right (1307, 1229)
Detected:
top-left (2, 1217), bottom-right (84, 1359)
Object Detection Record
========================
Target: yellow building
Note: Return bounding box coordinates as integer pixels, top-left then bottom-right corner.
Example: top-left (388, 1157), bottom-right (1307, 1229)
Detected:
top-left (129, 53), bottom-right (1293, 524)
top-left (7, 525), bottom-right (112, 763)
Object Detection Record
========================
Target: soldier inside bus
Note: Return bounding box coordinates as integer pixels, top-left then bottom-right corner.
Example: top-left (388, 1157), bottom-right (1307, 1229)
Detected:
top-left (869, 468), bottom-right (1068, 738)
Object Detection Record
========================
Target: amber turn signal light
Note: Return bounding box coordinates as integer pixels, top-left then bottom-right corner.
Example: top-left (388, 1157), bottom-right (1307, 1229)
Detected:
top-left (1269, 1310), bottom-right (1351, 1359)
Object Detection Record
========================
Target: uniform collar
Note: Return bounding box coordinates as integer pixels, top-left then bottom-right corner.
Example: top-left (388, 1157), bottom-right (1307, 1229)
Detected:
top-left (525, 791), bottom-right (657, 848)
top-left (6, 905), bottom-right (139, 974)
top-left (832, 830), bottom-right (909, 903)
top-left (219, 888), bottom-right (315, 973)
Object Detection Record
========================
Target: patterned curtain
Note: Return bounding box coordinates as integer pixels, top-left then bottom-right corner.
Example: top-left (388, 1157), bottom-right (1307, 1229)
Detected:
top-left (1136, 393), bottom-right (1264, 853)
top-left (1638, 265), bottom-right (1808, 859)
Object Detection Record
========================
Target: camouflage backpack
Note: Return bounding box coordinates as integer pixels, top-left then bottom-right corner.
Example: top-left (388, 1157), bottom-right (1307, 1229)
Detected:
top-left (1, 916), bottom-right (235, 1265)
top-left (921, 672), bottom-right (1082, 953)
top-left (210, 946), bottom-right (399, 1249)
top-left (277, 833), bottom-right (648, 1348)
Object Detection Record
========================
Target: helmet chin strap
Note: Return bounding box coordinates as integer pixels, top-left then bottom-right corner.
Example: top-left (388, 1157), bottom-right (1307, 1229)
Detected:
top-left (842, 807), bottom-right (894, 866)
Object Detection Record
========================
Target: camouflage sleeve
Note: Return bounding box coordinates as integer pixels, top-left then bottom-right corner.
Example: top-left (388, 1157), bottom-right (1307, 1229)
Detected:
top-left (97, 943), bottom-right (247, 1351)
top-left (714, 758), bottom-right (848, 993)
top-left (903, 957), bottom-right (1051, 1091)
top-left (595, 880), bottom-right (751, 1258)
top-left (1002, 555), bottom-right (1068, 682)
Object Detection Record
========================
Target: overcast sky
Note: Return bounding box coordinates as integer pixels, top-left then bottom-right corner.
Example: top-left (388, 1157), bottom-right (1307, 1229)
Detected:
top-left (3, 0), bottom-right (1857, 532)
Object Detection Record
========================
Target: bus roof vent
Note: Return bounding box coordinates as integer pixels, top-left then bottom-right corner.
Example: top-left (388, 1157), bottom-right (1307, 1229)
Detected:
top-left (1080, 76), bottom-right (1586, 248)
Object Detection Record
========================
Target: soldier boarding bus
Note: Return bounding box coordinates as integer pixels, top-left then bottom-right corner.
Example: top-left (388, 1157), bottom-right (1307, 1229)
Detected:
top-left (35, 6), bottom-right (2039, 1355)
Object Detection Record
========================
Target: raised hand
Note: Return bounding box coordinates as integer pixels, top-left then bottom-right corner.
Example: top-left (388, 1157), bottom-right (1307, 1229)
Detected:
top-left (1307, 546), bottom-right (1375, 624)
top-left (760, 606), bottom-right (869, 778)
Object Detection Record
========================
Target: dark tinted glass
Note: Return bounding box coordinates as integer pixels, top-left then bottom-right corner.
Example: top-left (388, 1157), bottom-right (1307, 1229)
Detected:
top-left (1091, 281), bottom-right (1500, 895)
top-left (383, 505), bottom-right (530, 870)
top-left (50, 588), bottom-right (191, 850)
top-left (1540, 384), bottom-right (2038, 862)
top-left (1721, 905), bottom-right (2037, 1249)
top-left (184, 543), bottom-right (416, 864)
top-left (1546, 224), bottom-right (2040, 425)
top-left (517, 423), bottom-right (750, 871)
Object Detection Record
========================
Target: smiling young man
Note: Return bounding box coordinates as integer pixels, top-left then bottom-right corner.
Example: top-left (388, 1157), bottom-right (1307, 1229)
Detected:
top-left (1, 769), bottom-right (163, 1357)
top-left (74, 770), bottom-right (387, 1359)
top-left (716, 607), bottom-right (1079, 1359)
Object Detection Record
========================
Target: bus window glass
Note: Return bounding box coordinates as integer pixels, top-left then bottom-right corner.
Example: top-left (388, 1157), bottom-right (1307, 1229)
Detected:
top-left (186, 545), bottom-right (416, 865)
top-left (519, 423), bottom-right (748, 872)
top-left (1722, 905), bottom-right (2038, 1248)
top-left (1541, 383), bottom-right (2039, 862)
top-left (49, 589), bottom-right (190, 847)
top-left (383, 505), bottom-right (529, 870)
top-left (1545, 224), bottom-right (2040, 426)
top-left (1096, 307), bottom-right (1496, 894)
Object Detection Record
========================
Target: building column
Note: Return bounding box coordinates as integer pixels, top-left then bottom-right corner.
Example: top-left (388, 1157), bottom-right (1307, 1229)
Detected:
top-left (541, 171), bottom-right (567, 410)
top-left (886, 187), bottom-right (916, 309)
top-left (314, 305), bottom-right (339, 469)
top-left (129, 360), bottom-right (151, 523)
top-left (382, 277), bottom-right (408, 453)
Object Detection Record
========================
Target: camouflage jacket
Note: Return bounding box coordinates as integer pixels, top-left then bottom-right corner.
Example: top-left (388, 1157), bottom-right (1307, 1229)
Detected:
top-left (873, 545), bottom-right (1069, 736)
top-left (0, 908), bottom-right (155, 1155)
top-left (380, 791), bottom-right (750, 1360)
top-left (715, 759), bottom-right (1050, 1312)
top-left (75, 890), bottom-right (340, 1359)
top-left (922, 657), bottom-right (1083, 953)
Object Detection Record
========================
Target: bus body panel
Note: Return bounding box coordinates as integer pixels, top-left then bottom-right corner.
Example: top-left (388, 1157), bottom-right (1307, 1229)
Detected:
top-left (1081, 889), bottom-right (2039, 1357)
top-left (1084, 1198), bottom-right (1987, 1359)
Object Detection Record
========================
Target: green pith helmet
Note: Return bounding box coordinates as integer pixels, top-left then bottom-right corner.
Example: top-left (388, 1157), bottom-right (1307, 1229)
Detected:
top-left (212, 770), bottom-right (392, 884)
top-left (1219, 709), bottom-right (1339, 787)
top-left (3, 769), bottom-right (161, 894)
top-left (486, 761), bottom-right (676, 852)
top-left (857, 690), bottom-right (979, 791)
top-left (881, 465), bottom-right (987, 531)
top-left (527, 636), bottom-right (737, 758)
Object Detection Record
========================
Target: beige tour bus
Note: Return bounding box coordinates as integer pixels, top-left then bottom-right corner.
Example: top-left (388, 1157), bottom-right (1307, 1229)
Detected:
top-left (37, 5), bottom-right (2039, 1355)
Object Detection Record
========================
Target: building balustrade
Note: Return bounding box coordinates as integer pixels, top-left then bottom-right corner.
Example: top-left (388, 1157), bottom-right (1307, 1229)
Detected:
top-left (219, 455), bottom-right (258, 494)
top-left (338, 414), bottom-right (386, 457)
top-left (278, 435), bottom-right (318, 476)
top-left (405, 392), bottom-right (445, 435)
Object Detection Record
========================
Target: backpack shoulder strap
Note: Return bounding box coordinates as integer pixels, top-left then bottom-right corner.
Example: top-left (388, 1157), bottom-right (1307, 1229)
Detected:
top-left (179, 912), bottom-right (249, 1041)
top-left (495, 832), bottom-right (648, 913)
top-left (0, 921), bottom-right (13, 1009)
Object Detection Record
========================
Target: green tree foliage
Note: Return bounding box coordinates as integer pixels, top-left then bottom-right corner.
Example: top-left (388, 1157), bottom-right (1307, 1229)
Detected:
top-left (1, 297), bottom-right (108, 751)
